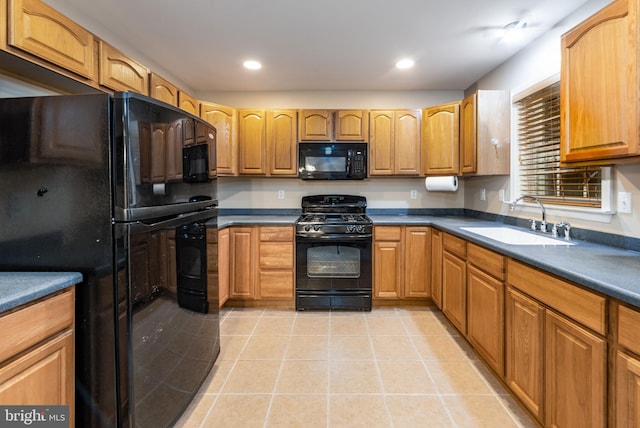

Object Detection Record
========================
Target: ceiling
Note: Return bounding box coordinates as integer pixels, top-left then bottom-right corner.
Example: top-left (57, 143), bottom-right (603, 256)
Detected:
top-left (44, 0), bottom-right (591, 93)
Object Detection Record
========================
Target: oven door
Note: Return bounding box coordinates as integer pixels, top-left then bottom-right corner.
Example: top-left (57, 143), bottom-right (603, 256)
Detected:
top-left (295, 234), bottom-right (372, 310)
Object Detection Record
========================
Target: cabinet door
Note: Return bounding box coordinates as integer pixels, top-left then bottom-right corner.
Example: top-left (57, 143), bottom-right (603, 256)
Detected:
top-left (238, 110), bottom-right (267, 175)
top-left (403, 227), bottom-right (430, 298)
top-left (467, 265), bottom-right (504, 375)
top-left (422, 102), bottom-right (460, 175)
top-left (267, 110), bottom-right (298, 176)
top-left (561, 0), bottom-right (639, 163)
top-left (335, 110), bottom-right (368, 141)
top-left (258, 241), bottom-right (294, 298)
top-left (9, 0), bottom-right (96, 80)
top-left (506, 287), bottom-right (544, 422)
top-left (369, 110), bottom-right (395, 175)
top-left (373, 240), bottom-right (402, 299)
top-left (395, 110), bottom-right (421, 175)
top-left (149, 73), bottom-right (178, 106)
top-left (229, 227), bottom-right (255, 298)
top-left (616, 351), bottom-right (640, 428)
top-left (0, 330), bottom-right (74, 413)
top-left (218, 228), bottom-right (230, 307)
top-left (430, 229), bottom-right (443, 309)
top-left (298, 110), bottom-right (333, 140)
top-left (178, 91), bottom-right (199, 115)
top-left (442, 251), bottom-right (466, 334)
top-left (98, 41), bottom-right (149, 95)
top-left (201, 102), bottom-right (237, 175)
top-left (545, 309), bottom-right (606, 428)
top-left (460, 93), bottom-right (477, 174)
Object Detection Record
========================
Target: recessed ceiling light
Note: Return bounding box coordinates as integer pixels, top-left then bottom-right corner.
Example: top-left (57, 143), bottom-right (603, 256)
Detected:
top-left (396, 59), bottom-right (415, 70)
top-left (243, 60), bottom-right (262, 70)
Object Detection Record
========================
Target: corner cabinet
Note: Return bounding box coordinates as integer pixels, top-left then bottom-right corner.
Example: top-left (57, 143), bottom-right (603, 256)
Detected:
top-left (422, 102), bottom-right (460, 175)
top-left (201, 102), bottom-right (237, 176)
top-left (460, 90), bottom-right (510, 175)
top-left (561, 0), bottom-right (640, 164)
top-left (369, 110), bottom-right (421, 176)
top-left (0, 288), bottom-right (75, 427)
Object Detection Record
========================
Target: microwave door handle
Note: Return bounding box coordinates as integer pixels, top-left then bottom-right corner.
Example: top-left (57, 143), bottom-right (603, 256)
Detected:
top-left (346, 149), bottom-right (353, 176)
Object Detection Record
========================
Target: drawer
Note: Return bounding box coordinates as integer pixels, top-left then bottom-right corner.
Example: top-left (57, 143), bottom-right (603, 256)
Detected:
top-left (260, 226), bottom-right (294, 242)
top-left (443, 232), bottom-right (467, 259)
top-left (507, 259), bottom-right (606, 335)
top-left (260, 242), bottom-right (294, 269)
top-left (468, 243), bottom-right (505, 281)
top-left (374, 226), bottom-right (402, 241)
top-left (0, 288), bottom-right (74, 363)
top-left (618, 304), bottom-right (640, 355)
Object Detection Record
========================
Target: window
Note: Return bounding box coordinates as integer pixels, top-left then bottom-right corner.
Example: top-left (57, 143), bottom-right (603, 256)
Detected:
top-left (514, 78), bottom-right (602, 208)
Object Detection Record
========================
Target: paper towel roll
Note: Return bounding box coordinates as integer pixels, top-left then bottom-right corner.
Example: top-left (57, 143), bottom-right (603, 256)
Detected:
top-left (153, 183), bottom-right (166, 195)
top-left (425, 176), bottom-right (458, 192)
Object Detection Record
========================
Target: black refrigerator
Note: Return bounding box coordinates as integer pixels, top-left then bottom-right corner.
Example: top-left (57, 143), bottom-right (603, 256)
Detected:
top-left (0, 92), bottom-right (220, 427)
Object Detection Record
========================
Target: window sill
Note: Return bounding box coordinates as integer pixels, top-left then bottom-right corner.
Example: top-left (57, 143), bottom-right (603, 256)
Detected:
top-left (503, 201), bottom-right (616, 224)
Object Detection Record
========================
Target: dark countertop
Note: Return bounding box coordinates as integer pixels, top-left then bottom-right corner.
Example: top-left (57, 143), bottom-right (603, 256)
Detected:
top-left (219, 213), bottom-right (640, 308)
top-left (0, 272), bottom-right (82, 313)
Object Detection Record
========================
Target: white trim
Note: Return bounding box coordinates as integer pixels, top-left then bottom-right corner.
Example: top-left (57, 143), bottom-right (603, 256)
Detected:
top-left (508, 74), bottom-right (615, 224)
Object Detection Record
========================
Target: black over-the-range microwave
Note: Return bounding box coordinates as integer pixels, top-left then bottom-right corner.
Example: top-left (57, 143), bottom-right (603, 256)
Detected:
top-left (298, 142), bottom-right (367, 180)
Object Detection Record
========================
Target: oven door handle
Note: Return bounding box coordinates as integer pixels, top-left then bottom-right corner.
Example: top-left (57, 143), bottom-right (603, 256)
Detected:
top-left (296, 233), bottom-right (372, 241)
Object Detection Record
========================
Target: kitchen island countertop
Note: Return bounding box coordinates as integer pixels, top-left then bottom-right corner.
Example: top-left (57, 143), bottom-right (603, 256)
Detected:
top-left (0, 272), bottom-right (82, 313)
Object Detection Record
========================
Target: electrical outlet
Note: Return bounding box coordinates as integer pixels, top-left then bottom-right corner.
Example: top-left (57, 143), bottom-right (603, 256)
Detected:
top-left (498, 189), bottom-right (505, 202)
top-left (410, 189), bottom-right (417, 199)
top-left (480, 188), bottom-right (486, 201)
top-left (618, 191), bottom-right (632, 214)
top-left (278, 190), bottom-right (285, 200)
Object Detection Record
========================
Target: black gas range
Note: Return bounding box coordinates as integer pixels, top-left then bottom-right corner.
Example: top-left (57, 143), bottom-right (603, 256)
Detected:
top-left (295, 195), bottom-right (373, 311)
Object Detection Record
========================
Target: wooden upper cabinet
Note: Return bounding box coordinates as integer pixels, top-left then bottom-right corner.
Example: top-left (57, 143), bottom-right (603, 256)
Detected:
top-left (267, 110), bottom-right (298, 176)
top-left (561, 0), bottom-right (640, 163)
top-left (369, 110), bottom-right (394, 175)
top-left (422, 102), bottom-right (460, 175)
top-left (8, 0), bottom-right (96, 80)
top-left (335, 110), bottom-right (369, 141)
top-left (178, 91), bottom-right (199, 115)
top-left (149, 73), bottom-right (178, 106)
top-left (369, 109), bottom-right (421, 176)
top-left (201, 102), bottom-right (237, 175)
top-left (460, 90), bottom-right (510, 175)
top-left (298, 110), bottom-right (333, 140)
top-left (238, 109), bottom-right (267, 175)
top-left (98, 41), bottom-right (149, 95)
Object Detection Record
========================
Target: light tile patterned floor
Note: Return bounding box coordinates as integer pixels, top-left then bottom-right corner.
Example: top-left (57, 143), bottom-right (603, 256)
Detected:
top-left (176, 307), bottom-right (537, 428)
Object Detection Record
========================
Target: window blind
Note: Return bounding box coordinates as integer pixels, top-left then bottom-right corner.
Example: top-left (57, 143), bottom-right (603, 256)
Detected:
top-left (515, 81), bottom-right (601, 208)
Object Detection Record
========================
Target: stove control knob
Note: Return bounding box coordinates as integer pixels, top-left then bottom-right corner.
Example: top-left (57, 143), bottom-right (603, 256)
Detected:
top-left (304, 225), bottom-right (311, 232)
top-left (313, 225), bottom-right (321, 231)
top-left (346, 225), bottom-right (354, 233)
top-left (356, 225), bottom-right (365, 233)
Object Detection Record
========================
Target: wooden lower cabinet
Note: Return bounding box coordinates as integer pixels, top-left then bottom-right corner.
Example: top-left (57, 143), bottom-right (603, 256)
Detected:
top-left (373, 226), bottom-right (430, 301)
top-left (467, 265), bottom-right (504, 375)
top-left (430, 228), bottom-right (443, 309)
top-left (506, 288), bottom-right (544, 421)
top-left (225, 225), bottom-right (294, 305)
top-left (616, 351), bottom-right (640, 427)
top-left (0, 288), bottom-right (75, 427)
top-left (218, 228), bottom-right (230, 307)
top-left (506, 285), bottom-right (606, 427)
top-left (442, 251), bottom-right (466, 334)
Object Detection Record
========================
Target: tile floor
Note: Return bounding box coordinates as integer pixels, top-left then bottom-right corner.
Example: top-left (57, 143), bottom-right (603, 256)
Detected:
top-left (176, 307), bottom-right (537, 428)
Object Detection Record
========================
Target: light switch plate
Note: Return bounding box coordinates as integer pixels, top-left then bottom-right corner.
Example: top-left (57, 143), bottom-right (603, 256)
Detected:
top-left (618, 192), bottom-right (632, 214)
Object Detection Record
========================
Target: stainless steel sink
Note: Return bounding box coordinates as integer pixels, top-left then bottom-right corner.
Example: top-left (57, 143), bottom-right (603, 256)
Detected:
top-left (460, 226), bottom-right (575, 246)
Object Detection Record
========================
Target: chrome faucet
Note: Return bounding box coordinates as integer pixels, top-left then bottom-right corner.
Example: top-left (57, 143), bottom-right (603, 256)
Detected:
top-left (511, 195), bottom-right (547, 232)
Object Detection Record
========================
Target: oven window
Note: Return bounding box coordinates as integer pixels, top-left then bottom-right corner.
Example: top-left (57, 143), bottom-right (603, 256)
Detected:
top-left (307, 245), bottom-right (360, 278)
